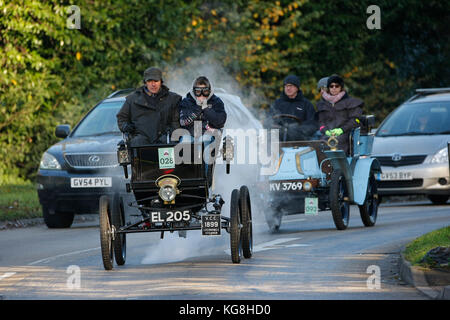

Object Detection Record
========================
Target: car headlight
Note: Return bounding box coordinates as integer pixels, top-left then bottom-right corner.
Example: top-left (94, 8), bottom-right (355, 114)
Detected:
top-left (156, 175), bottom-right (180, 202)
top-left (39, 152), bottom-right (61, 170)
top-left (159, 185), bottom-right (177, 202)
top-left (426, 147), bottom-right (449, 164)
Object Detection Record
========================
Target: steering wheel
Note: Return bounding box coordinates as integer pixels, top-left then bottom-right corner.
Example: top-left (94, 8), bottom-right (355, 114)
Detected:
top-left (271, 114), bottom-right (303, 128)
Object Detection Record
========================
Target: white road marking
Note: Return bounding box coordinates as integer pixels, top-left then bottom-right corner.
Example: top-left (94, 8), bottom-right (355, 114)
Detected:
top-left (284, 218), bottom-right (306, 223)
top-left (0, 272), bottom-right (17, 281)
top-left (224, 237), bottom-right (311, 254)
top-left (27, 247), bottom-right (100, 266)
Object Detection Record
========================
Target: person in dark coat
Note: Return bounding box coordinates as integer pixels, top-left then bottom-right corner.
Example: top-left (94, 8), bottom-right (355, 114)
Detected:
top-left (178, 76), bottom-right (227, 181)
top-left (316, 74), bottom-right (363, 154)
top-left (179, 76), bottom-right (227, 137)
top-left (268, 75), bottom-right (317, 141)
top-left (116, 67), bottom-right (182, 146)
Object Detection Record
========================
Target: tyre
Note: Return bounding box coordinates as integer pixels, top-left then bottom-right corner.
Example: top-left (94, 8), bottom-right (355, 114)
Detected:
top-left (42, 206), bottom-right (74, 228)
top-left (112, 193), bottom-right (126, 266)
top-left (358, 174), bottom-right (378, 227)
top-left (99, 195), bottom-right (114, 270)
top-left (428, 195), bottom-right (449, 205)
top-left (330, 169), bottom-right (350, 230)
top-left (230, 189), bottom-right (242, 263)
top-left (239, 186), bottom-right (253, 259)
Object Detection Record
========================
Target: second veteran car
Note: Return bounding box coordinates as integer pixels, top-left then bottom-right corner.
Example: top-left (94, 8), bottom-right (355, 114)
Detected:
top-left (372, 88), bottom-right (450, 204)
top-left (260, 113), bottom-right (381, 232)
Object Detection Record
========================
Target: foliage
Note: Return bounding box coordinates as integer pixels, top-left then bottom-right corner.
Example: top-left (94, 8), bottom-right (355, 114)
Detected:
top-left (1, 0), bottom-right (449, 183)
top-left (0, 182), bottom-right (41, 221)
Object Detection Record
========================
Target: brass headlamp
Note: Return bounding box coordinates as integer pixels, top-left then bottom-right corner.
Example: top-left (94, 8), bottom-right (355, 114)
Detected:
top-left (155, 175), bottom-right (181, 203)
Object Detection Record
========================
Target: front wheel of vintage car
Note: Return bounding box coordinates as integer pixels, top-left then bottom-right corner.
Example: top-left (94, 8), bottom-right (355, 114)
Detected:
top-left (239, 185), bottom-right (253, 259)
top-left (428, 195), bottom-right (449, 205)
top-left (358, 174), bottom-right (378, 227)
top-left (230, 189), bottom-right (242, 264)
top-left (112, 193), bottom-right (126, 266)
top-left (99, 195), bottom-right (114, 270)
top-left (330, 169), bottom-right (350, 230)
top-left (42, 206), bottom-right (74, 228)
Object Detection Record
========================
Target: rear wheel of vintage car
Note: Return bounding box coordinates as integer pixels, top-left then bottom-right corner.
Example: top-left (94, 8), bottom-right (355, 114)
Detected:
top-left (358, 174), bottom-right (378, 227)
top-left (330, 169), bottom-right (350, 230)
top-left (112, 193), bottom-right (126, 266)
top-left (99, 195), bottom-right (114, 270)
top-left (428, 195), bottom-right (449, 205)
top-left (230, 189), bottom-right (242, 264)
top-left (239, 186), bottom-right (253, 259)
top-left (42, 206), bottom-right (74, 229)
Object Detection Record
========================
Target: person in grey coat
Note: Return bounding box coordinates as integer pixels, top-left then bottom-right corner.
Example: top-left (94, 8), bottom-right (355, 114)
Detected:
top-left (116, 67), bottom-right (182, 146)
top-left (316, 74), bottom-right (363, 154)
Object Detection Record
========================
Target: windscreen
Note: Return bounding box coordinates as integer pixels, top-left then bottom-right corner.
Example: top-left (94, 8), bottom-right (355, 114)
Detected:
top-left (376, 101), bottom-right (450, 137)
top-left (72, 101), bottom-right (124, 137)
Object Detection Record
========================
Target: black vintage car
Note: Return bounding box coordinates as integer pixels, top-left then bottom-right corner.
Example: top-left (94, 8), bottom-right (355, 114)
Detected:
top-left (99, 128), bottom-right (253, 269)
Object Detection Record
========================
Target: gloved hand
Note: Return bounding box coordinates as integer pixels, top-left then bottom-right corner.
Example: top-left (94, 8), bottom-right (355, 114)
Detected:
top-left (122, 123), bottom-right (136, 134)
top-left (331, 128), bottom-right (344, 136)
top-left (325, 130), bottom-right (332, 137)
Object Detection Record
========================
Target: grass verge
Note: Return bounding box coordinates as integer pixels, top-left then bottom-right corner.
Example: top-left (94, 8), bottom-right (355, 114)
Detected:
top-left (0, 183), bottom-right (42, 221)
top-left (404, 226), bottom-right (450, 269)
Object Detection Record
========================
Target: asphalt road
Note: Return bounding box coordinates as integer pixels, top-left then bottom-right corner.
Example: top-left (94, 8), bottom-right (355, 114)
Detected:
top-left (0, 201), bottom-right (449, 300)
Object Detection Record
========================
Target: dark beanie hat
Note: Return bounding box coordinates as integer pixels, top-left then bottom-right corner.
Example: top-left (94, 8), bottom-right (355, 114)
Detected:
top-left (327, 74), bottom-right (344, 88)
top-left (283, 75), bottom-right (300, 88)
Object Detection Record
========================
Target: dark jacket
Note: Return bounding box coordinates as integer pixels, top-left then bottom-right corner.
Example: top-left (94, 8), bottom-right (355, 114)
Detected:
top-left (269, 90), bottom-right (316, 124)
top-left (116, 85), bottom-right (181, 144)
top-left (316, 92), bottom-right (364, 153)
top-left (179, 92), bottom-right (227, 136)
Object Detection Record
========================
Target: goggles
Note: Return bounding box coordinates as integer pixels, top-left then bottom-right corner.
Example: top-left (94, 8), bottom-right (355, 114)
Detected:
top-left (193, 87), bottom-right (211, 97)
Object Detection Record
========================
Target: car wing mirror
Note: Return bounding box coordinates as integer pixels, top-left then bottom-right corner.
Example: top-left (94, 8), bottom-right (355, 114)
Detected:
top-left (55, 124), bottom-right (71, 138)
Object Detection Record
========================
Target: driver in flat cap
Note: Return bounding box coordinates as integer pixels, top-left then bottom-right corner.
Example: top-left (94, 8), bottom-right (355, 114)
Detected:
top-left (117, 67), bottom-right (182, 146)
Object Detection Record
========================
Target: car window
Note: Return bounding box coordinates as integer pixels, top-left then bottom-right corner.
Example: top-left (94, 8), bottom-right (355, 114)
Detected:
top-left (72, 101), bottom-right (124, 137)
top-left (376, 101), bottom-right (450, 137)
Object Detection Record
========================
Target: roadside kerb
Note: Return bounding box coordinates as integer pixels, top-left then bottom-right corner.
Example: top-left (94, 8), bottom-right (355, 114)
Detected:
top-left (399, 247), bottom-right (450, 300)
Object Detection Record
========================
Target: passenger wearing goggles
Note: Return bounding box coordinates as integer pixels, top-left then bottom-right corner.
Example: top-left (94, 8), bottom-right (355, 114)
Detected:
top-left (179, 76), bottom-right (227, 136)
top-left (178, 76), bottom-right (227, 181)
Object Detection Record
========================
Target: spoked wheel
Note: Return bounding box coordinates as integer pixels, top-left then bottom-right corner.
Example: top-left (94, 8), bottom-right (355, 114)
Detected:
top-left (359, 174), bottom-right (378, 227)
top-left (230, 189), bottom-right (242, 263)
top-left (330, 169), bottom-right (350, 230)
top-left (99, 195), bottom-right (114, 270)
top-left (112, 193), bottom-right (126, 266)
top-left (239, 186), bottom-right (253, 259)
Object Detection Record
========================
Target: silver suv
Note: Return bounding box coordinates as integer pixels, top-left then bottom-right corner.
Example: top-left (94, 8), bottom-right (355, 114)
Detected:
top-left (372, 88), bottom-right (450, 204)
